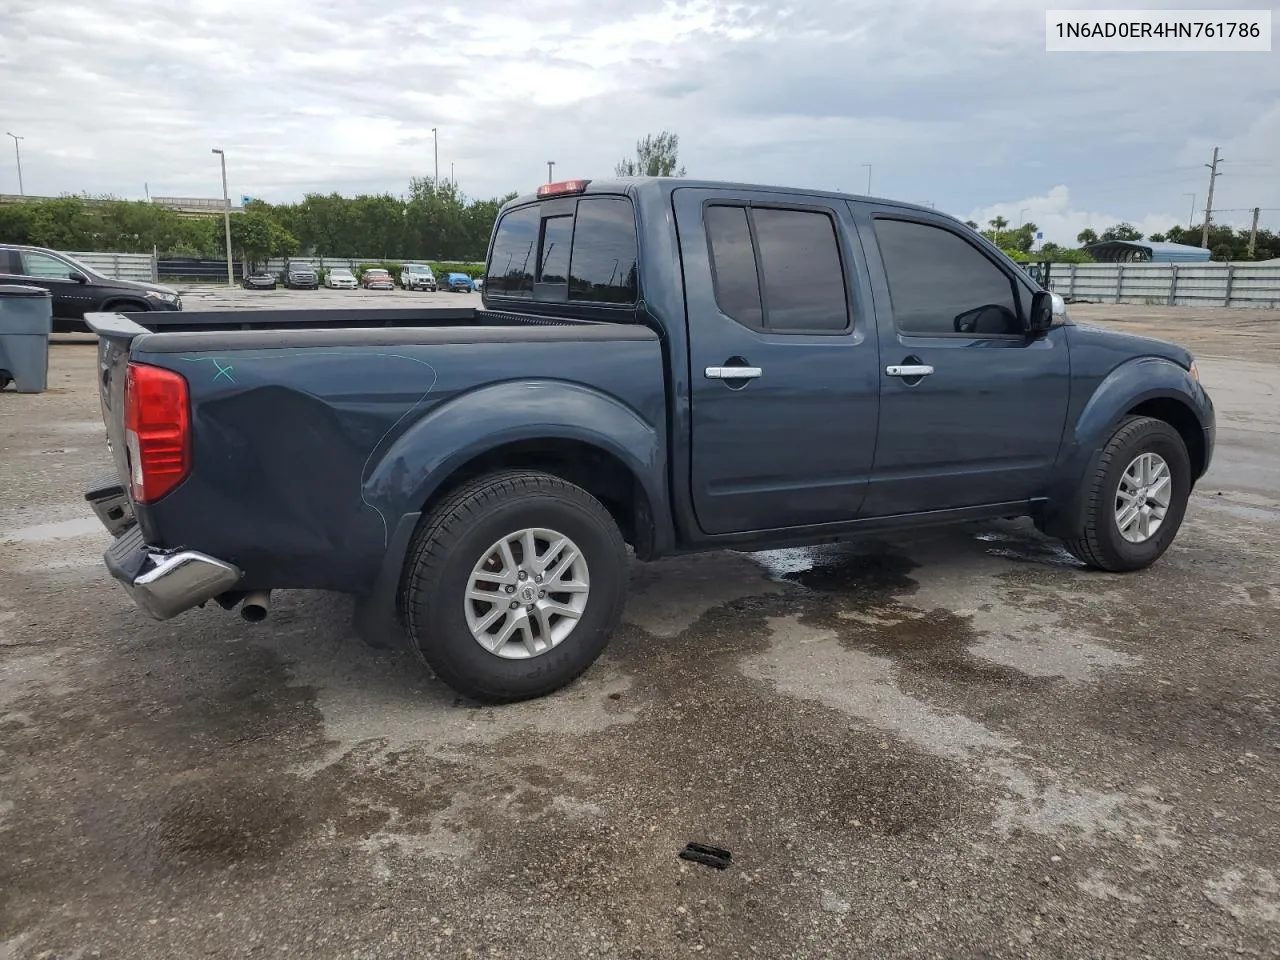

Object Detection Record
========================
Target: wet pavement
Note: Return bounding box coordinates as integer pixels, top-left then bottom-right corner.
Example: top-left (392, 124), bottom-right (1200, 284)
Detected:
top-left (1, 305), bottom-right (1278, 959)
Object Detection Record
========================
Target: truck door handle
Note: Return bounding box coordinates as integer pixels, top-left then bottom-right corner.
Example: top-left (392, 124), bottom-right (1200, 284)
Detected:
top-left (885, 364), bottom-right (934, 378)
top-left (705, 365), bottom-right (763, 380)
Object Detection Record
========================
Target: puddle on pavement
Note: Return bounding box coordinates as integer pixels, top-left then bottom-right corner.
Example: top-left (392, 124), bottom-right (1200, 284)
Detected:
top-left (973, 529), bottom-right (1085, 568)
top-left (0, 516), bottom-right (102, 543)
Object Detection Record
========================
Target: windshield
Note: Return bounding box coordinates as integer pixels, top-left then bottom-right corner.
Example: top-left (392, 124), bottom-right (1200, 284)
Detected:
top-left (408, 265), bottom-right (432, 274)
top-left (330, 269), bottom-right (353, 278)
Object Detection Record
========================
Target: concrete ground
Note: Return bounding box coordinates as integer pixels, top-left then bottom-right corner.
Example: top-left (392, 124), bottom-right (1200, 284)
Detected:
top-left (1, 303), bottom-right (1277, 959)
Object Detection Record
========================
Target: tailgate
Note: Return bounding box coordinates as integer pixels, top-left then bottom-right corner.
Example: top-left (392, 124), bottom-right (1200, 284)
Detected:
top-left (86, 312), bottom-right (150, 491)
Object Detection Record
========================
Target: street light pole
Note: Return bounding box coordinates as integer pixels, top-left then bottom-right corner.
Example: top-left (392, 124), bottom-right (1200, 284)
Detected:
top-left (5, 133), bottom-right (24, 196)
top-left (861, 164), bottom-right (871, 195)
top-left (211, 148), bottom-right (234, 288)
top-left (547, 160), bottom-right (555, 183)
top-left (432, 128), bottom-right (439, 186)
top-left (1018, 207), bottom-right (1030, 229)
top-left (1183, 193), bottom-right (1196, 230)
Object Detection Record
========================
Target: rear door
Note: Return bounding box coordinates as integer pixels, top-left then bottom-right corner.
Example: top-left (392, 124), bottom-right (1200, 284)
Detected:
top-left (674, 188), bottom-right (880, 535)
top-left (854, 206), bottom-right (1071, 515)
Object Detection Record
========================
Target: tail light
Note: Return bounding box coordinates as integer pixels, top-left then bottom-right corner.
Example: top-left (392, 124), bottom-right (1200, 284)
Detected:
top-left (123, 362), bottom-right (191, 503)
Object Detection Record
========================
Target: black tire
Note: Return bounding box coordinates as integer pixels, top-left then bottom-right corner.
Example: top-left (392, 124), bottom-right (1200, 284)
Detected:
top-left (402, 470), bottom-right (628, 703)
top-left (1064, 416), bottom-right (1191, 572)
top-left (107, 300), bottom-right (147, 313)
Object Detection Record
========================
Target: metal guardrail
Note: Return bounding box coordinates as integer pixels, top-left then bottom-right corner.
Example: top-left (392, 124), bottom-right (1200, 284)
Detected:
top-left (1048, 262), bottom-right (1280, 309)
top-left (63, 251), bottom-right (158, 283)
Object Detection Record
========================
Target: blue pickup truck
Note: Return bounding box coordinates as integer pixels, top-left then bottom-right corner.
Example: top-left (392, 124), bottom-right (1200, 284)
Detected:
top-left (84, 177), bottom-right (1214, 702)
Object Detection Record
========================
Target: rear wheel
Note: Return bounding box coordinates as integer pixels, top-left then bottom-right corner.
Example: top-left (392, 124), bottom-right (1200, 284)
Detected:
top-left (401, 470), bottom-right (628, 703)
top-left (1064, 416), bottom-right (1191, 572)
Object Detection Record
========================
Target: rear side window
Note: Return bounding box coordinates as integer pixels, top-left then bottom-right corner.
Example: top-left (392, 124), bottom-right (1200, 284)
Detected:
top-left (705, 204), bottom-right (849, 333)
top-left (487, 196), bottom-right (638, 304)
top-left (873, 218), bottom-right (1022, 336)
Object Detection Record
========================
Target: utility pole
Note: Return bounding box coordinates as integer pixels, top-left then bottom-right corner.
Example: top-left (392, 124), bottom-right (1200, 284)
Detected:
top-left (1248, 206), bottom-right (1260, 258)
top-left (211, 148), bottom-right (234, 288)
top-left (1201, 146), bottom-right (1222, 249)
top-left (432, 128), bottom-right (439, 187)
top-left (1183, 193), bottom-right (1196, 229)
top-left (450, 162), bottom-right (455, 188)
top-left (862, 164), bottom-right (872, 195)
top-left (5, 132), bottom-right (23, 196)
top-left (547, 161), bottom-right (555, 183)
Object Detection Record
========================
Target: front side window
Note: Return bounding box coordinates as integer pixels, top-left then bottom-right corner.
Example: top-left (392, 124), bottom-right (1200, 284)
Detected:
top-left (21, 251), bottom-right (77, 280)
top-left (705, 203), bottom-right (850, 333)
top-left (874, 218), bottom-right (1021, 336)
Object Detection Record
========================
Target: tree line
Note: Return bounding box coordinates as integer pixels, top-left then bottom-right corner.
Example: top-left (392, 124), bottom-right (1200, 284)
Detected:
top-left (1075, 222), bottom-right (1275, 262)
top-left (0, 177), bottom-right (516, 268)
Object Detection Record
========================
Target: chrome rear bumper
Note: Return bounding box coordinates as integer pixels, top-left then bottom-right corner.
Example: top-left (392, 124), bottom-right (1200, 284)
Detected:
top-left (104, 527), bottom-right (242, 620)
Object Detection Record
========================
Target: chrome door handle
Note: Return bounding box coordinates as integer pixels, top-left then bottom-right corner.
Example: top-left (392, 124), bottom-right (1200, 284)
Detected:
top-left (885, 364), bottom-right (934, 378)
top-left (705, 366), bottom-right (763, 380)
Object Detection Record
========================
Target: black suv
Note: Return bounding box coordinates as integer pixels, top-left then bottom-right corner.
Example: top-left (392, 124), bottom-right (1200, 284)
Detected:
top-left (0, 244), bottom-right (181, 333)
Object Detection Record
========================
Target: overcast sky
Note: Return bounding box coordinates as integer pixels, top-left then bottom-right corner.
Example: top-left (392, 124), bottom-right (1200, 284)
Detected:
top-left (2, 0), bottom-right (1276, 244)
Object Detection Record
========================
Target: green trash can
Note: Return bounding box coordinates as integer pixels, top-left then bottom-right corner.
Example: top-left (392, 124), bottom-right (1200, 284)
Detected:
top-left (0, 284), bottom-right (53, 394)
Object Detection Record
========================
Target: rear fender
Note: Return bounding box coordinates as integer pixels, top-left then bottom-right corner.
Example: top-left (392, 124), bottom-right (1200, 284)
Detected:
top-left (362, 379), bottom-right (667, 540)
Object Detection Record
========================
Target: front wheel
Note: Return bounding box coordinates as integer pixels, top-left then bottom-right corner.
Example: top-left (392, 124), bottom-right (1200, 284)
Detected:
top-left (1064, 416), bottom-right (1192, 572)
top-left (401, 470), bottom-right (628, 703)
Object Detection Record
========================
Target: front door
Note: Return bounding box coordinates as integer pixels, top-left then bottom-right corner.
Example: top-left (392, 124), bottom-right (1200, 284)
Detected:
top-left (674, 187), bottom-right (881, 535)
top-left (17, 249), bottom-right (95, 320)
top-left (854, 208), bottom-right (1071, 517)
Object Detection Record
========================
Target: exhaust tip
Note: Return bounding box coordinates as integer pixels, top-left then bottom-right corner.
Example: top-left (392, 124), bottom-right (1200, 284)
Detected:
top-left (239, 590), bottom-right (272, 623)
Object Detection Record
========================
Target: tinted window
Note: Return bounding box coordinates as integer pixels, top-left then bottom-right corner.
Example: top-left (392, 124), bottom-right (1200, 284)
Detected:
top-left (21, 251), bottom-right (77, 280)
top-left (752, 208), bottom-right (848, 331)
top-left (538, 215), bottom-right (573, 284)
top-left (705, 205), bottom-right (763, 329)
top-left (874, 219), bottom-right (1021, 336)
top-left (487, 204), bottom-right (539, 297)
top-left (568, 198), bottom-right (637, 303)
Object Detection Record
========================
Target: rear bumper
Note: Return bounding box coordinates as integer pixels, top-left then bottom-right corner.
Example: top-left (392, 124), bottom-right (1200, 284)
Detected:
top-left (87, 478), bottom-right (241, 620)
top-left (104, 527), bottom-right (242, 621)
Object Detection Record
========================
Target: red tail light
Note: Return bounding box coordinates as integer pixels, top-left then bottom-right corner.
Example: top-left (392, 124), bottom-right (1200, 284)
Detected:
top-left (124, 362), bottom-right (191, 503)
top-left (537, 179), bottom-right (590, 198)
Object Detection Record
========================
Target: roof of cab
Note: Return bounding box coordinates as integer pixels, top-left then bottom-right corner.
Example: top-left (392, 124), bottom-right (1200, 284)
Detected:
top-left (502, 177), bottom-right (951, 222)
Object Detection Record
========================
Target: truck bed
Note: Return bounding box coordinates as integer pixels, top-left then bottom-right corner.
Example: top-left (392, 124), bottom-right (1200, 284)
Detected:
top-left (86, 305), bottom-right (667, 597)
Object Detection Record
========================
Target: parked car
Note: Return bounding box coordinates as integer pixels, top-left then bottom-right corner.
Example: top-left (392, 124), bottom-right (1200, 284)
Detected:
top-left (362, 268), bottom-right (395, 290)
top-left (281, 260), bottom-right (318, 290)
top-left (83, 176), bottom-right (1214, 707)
top-left (400, 263), bottom-right (437, 291)
top-left (472, 276), bottom-right (485, 292)
top-left (325, 268), bottom-right (358, 290)
top-left (0, 243), bottom-right (181, 333)
top-left (441, 271), bottom-right (474, 293)
top-left (242, 272), bottom-right (277, 290)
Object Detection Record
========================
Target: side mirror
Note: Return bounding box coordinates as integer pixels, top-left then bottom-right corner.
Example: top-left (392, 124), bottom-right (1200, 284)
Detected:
top-left (1025, 290), bottom-right (1054, 336)
top-left (69, 271), bottom-right (88, 284)
top-left (1050, 292), bottom-right (1066, 317)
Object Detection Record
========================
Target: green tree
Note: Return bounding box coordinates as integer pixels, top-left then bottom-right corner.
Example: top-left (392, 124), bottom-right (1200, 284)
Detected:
top-left (615, 131), bottom-right (686, 177)
top-left (1099, 222), bottom-right (1143, 242)
top-left (1148, 232), bottom-right (1167, 242)
top-left (963, 219), bottom-right (979, 230)
top-left (1076, 228), bottom-right (1099, 246)
top-left (228, 211), bottom-right (274, 269)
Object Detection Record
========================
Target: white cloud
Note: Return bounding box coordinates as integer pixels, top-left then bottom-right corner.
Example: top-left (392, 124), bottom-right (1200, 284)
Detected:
top-left (0, 0), bottom-right (1274, 243)
top-left (964, 186), bottom-right (1185, 246)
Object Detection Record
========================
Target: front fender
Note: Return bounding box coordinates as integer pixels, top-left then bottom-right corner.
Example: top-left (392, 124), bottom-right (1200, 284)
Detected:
top-left (1041, 356), bottom-right (1212, 537)
top-left (362, 378), bottom-right (667, 534)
